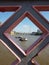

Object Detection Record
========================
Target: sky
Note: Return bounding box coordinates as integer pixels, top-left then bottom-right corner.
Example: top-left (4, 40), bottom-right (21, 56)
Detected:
top-left (40, 11), bottom-right (49, 21)
top-left (0, 11), bottom-right (49, 33)
top-left (0, 12), bottom-right (15, 23)
top-left (13, 17), bottom-right (39, 33)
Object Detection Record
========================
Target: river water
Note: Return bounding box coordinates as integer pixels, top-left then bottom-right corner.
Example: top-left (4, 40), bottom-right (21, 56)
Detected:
top-left (14, 34), bottom-right (41, 50)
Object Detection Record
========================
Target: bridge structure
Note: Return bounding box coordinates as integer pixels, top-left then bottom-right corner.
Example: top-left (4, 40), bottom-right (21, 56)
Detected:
top-left (0, 0), bottom-right (49, 65)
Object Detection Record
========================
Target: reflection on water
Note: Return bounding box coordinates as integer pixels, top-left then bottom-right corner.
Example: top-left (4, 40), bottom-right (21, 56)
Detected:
top-left (0, 41), bottom-right (16, 65)
top-left (12, 34), bottom-right (41, 50)
top-left (34, 45), bottom-right (49, 65)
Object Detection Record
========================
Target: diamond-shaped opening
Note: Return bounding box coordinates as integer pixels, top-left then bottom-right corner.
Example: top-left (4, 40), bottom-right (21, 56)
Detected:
top-left (0, 6), bottom-right (21, 26)
top-left (32, 44), bottom-right (49, 65)
top-left (33, 6), bottom-right (49, 23)
top-left (0, 39), bottom-right (21, 65)
top-left (4, 12), bottom-right (47, 56)
top-left (10, 17), bottom-right (43, 50)
top-left (40, 11), bottom-right (49, 21)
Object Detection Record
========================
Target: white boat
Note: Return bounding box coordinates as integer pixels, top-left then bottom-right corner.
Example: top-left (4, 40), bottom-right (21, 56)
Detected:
top-left (19, 37), bottom-right (28, 41)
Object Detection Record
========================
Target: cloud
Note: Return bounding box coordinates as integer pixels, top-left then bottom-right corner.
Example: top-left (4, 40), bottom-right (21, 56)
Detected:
top-left (22, 24), bottom-right (31, 33)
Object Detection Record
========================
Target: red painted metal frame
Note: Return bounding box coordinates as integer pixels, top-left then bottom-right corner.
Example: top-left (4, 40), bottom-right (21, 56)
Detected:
top-left (31, 41), bottom-right (49, 65)
top-left (0, 39), bottom-right (21, 65)
top-left (4, 11), bottom-right (48, 56)
top-left (0, 6), bottom-right (21, 11)
top-left (33, 5), bottom-right (49, 24)
top-left (31, 59), bottom-right (40, 65)
top-left (0, 6), bottom-right (21, 27)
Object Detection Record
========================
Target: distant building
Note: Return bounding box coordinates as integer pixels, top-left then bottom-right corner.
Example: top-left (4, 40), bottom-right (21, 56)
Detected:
top-left (31, 29), bottom-right (42, 35)
top-left (10, 31), bottom-right (18, 36)
top-left (37, 29), bottom-right (42, 33)
top-left (10, 31), bottom-right (15, 35)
